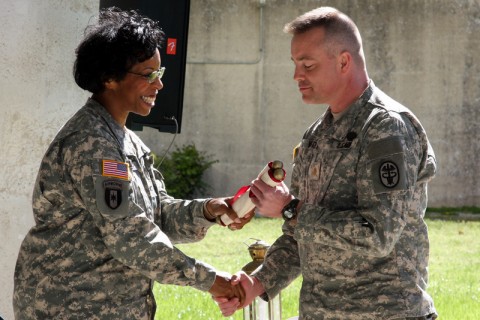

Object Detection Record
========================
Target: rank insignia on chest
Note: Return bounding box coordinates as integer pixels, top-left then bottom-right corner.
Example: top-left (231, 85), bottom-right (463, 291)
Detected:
top-left (104, 180), bottom-right (123, 209)
top-left (309, 162), bottom-right (321, 180)
top-left (102, 159), bottom-right (130, 180)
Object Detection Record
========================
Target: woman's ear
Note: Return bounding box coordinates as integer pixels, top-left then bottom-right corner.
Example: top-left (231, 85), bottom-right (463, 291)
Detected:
top-left (104, 79), bottom-right (118, 90)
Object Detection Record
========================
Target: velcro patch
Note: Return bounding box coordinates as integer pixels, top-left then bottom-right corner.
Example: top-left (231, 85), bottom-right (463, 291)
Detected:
top-left (367, 136), bottom-right (403, 160)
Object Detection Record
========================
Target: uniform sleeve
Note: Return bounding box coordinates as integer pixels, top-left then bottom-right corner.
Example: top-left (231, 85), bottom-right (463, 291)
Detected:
top-left (253, 222), bottom-right (302, 300)
top-left (66, 136), bottom-right (216, 292)
top-left (297, 111), bottom-right (434, 258)
top-left (150, 166), bottom-right (215, 244)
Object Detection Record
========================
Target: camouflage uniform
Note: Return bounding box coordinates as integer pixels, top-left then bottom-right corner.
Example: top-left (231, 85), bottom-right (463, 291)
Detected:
top-left (13, 98), bottom-right (217, 319)
top-left (254, 82), bottom-right (437, 319)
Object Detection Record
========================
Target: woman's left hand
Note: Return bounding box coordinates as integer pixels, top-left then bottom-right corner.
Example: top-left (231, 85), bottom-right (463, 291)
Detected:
top-left (205, 197), bottom-right (255, 230)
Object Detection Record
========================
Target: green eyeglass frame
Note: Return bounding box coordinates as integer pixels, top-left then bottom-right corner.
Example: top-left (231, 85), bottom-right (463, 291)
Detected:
top-left (128, 67), bottom-right (165, 84)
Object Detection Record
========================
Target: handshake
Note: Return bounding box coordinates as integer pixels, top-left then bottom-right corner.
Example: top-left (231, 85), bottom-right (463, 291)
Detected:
top-left (208, 271), bottom-right (265, 317)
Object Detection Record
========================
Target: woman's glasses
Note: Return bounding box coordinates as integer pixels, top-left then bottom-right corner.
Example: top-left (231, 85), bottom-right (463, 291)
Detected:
top-left (128, 67), bottom-right (166, 84)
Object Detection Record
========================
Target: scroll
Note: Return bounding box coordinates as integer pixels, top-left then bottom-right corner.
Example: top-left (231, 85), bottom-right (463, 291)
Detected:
top-left (220, 160), bottom-right (286, 225)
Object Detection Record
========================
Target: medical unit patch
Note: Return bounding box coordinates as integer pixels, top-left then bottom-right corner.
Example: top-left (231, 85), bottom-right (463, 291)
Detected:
top-left (379, 161), bottom-right (400, 188)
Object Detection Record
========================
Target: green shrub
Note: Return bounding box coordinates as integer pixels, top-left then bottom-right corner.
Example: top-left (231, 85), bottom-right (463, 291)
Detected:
top-left (153, 143), bottom-right (218, 199)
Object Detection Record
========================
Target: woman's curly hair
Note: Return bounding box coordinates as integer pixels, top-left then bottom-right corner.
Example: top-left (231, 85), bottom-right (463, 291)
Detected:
top-left (74, 7), bottom-right (165, 93)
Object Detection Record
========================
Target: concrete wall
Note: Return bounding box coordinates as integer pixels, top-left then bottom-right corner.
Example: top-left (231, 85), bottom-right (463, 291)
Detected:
top-left (1, 0), bottom-right (479, 318)
top-left (0, 0), bottom-right (97, 317)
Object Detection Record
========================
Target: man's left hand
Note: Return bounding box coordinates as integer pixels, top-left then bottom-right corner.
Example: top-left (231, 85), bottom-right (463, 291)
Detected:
top-left (249, 179), bottom-right (292, 218)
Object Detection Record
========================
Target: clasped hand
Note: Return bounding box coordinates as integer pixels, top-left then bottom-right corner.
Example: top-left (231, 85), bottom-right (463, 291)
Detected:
top-left (208, 271), bottom-right (245, 307)
top-left (211, 271), bottom-right (265, 317)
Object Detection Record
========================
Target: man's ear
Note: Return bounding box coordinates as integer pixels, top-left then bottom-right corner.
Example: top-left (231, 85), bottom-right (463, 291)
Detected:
top-left (338, 51), bottom-right (351, 73)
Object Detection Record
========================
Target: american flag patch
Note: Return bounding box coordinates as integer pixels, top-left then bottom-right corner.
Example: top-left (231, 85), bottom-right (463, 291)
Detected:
top-left (102, 160), bottom-right (129, 180)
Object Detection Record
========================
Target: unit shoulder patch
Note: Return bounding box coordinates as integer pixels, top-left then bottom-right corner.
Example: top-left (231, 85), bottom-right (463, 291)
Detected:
top-left (104, 180), bottom-right (123, 209)
top-left (379, 161), bottom-right (400, 188)
top-left (95, 175), bottom-right (130, 217)
top-left (371, 154), bottom-right (407, 194)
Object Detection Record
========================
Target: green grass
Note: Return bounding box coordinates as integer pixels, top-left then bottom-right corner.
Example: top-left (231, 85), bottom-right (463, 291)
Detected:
top-left (427, 206), bottom-right (480, 215)
top-left (427, 220), bottom-right (480, 320)
top-left (153, 218), bottom-right (480, 319)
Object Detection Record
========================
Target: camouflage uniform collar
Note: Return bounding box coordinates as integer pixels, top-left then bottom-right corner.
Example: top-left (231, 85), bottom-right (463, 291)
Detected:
top-left (85, 98), bottom-right (152, 157)
top-left (326, 80), bottom-right (375, 142)
top-left (86, 97), bottom-right (127, 145)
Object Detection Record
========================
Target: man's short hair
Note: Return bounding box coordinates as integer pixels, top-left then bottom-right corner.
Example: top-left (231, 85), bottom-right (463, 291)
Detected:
top-left (284, 7), bottom-right (363, 60)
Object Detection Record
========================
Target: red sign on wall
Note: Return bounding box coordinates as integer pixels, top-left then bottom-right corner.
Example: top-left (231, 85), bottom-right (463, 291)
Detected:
top-left (167, 38), bottom-right (177, 55)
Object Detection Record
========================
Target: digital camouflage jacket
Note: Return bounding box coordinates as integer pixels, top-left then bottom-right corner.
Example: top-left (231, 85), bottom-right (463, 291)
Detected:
top-left (14, 98), bottom-right (217, 319)
top-left (255, 82), bottom-right (437, 320)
